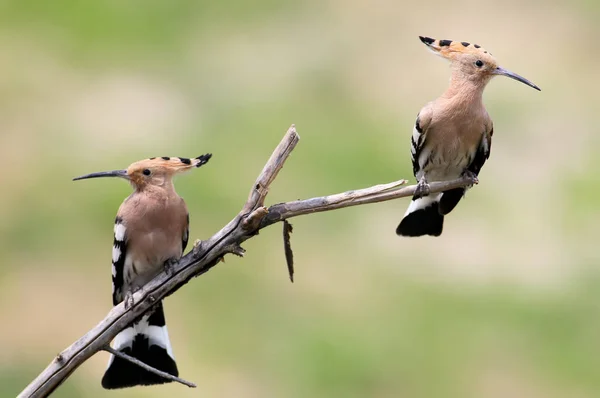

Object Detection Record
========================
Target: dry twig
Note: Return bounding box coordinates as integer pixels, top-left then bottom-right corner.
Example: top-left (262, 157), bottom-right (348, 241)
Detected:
top-left (101, 346), bottom-right (196, 388)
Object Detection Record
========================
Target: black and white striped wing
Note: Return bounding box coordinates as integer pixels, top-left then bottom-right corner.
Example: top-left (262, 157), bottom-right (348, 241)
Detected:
top-left (182, 213), bottom-right (189, 253)
top-left (468, 125), bottom-right (492, 176)
top-left (111, 216), bottom-right (127, 306)
top-left (410, 115), bottom-right (427, 178)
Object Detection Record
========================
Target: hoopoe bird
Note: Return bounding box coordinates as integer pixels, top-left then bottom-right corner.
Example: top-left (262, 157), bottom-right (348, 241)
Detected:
top-left (74, 154), bottom-right (212, 389)
top-left (396, 36), bottom-right (540, 237)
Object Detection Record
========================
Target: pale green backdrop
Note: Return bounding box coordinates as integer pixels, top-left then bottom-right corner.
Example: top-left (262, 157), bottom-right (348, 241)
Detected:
top-left (1, 0), bottom-right (599, 397)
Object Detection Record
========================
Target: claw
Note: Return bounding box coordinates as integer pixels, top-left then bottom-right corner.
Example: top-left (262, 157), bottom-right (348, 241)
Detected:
top-left (123, 285), bottom-right (141, 309)
top-left (164, 258), bottom-right (178, 275)
top-left (124, 291), bottom-right (134, 310)
top-left (463, 170), bottom-right (479, 185)
top-left (413, 176), bottom-right (430, 199)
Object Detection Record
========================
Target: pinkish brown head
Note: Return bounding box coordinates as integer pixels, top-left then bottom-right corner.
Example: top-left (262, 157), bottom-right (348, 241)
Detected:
top-left (419, 36), bottom-right (540, 91)
top-left (73, 154), bottom-right (212, 189)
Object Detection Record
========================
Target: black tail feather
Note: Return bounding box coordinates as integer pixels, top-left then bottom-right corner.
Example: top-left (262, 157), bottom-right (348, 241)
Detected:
top-left (439, 188), bottom-right (465, 215)
top-left (397, 200), bottom-right (444, 237)
top-left (102, 301), bottom-right (178, 389)
top-left (102, 337), bottom-right (178, 389)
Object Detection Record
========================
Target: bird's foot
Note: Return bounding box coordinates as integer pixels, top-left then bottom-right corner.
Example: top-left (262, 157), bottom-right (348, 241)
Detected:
top-left (123, 287), bottom-right (139, 310)
top-left (414, 177), bottom-right (430, 199)
top-left (164, 258), bottom-right (179, 275)
top-left (463, 170), bottom-right (479, 186)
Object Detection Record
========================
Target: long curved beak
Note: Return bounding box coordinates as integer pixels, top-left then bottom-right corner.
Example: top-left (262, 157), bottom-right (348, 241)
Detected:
top-left (73, 169), bottom-right (128, 181)
top-left (494, 67), bottom-right (541, 91)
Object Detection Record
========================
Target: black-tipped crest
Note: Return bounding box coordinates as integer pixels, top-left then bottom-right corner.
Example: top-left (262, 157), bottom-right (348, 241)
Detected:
top-left (73, 153), bottom-right (213, 184)
top-left (195, 153), bottom-right (212, 167)
top-left (417, 35), bottom-right (541, 91)
top-left (419, 36), bottom-right (435, 45)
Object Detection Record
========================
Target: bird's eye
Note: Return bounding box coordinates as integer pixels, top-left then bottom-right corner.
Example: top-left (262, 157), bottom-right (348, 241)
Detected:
top-left (475, 60), bottom-right (484, 68)
top-left (142, 169), bottom-right (151, 176)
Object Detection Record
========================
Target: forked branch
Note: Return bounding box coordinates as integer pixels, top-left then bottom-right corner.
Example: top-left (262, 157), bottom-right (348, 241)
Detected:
top-left (19, 125), bottom-right (474, 397)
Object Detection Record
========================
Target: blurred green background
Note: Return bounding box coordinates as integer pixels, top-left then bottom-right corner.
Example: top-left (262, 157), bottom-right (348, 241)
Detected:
top-left (1, 0), bottom-right (599, 397)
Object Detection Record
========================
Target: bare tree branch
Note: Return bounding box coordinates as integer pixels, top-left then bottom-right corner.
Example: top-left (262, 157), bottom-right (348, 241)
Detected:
top-left (19, 124), bottom-right (474, 397)
top-left (101, 346), bottom-right (196, 388)
top-left (259, 177), bottom-right (474, 227)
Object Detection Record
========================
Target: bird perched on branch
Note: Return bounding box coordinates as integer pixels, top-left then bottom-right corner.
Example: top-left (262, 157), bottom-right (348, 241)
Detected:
top-left (74, 154), bottom-right (212, 389)
top-left (397, 36), bottom-right (540, 237)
